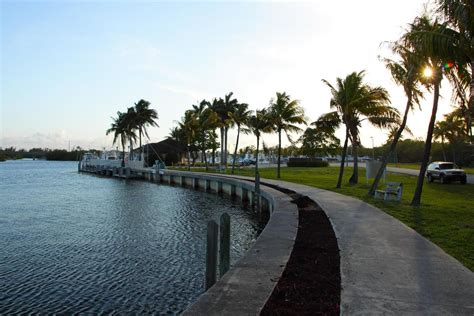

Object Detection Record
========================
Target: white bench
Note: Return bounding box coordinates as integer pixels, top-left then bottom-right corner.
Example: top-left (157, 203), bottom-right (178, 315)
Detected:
top-left (375, 182), bottom-right (403, 201)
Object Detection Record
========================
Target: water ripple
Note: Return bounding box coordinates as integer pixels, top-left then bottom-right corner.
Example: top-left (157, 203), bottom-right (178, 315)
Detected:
top-left (0, 160), bottom-right (261, 314)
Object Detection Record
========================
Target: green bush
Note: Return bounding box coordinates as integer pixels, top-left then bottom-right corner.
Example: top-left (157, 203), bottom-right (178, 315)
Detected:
top-left (287, 158), bottom-right (329, 168)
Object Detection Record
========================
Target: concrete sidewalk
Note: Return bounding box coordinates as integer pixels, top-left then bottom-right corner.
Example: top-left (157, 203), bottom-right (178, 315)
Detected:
top-left (221, 174), bottom-right (474, 314)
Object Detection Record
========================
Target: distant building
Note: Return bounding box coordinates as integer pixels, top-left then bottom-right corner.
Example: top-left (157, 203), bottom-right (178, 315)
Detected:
top-left (136, 138), bottom-right (187, 166)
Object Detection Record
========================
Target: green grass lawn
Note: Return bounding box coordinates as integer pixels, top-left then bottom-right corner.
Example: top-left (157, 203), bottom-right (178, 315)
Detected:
top-left (173, 165), bottom-right (474, 271)
top-left (387, 162), bottom-right (474, 174)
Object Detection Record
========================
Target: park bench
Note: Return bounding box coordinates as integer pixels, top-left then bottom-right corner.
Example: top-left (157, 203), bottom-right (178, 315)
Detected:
top-left (374, 182), bottom-right (403, 201)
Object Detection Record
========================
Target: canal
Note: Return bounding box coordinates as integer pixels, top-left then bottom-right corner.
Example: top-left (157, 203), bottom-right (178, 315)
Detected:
top-left (0, 160), bottom-right (261, 314)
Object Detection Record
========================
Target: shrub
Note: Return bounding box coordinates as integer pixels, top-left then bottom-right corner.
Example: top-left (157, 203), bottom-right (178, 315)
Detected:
top-left (287, 158), bottom-right (329, 168)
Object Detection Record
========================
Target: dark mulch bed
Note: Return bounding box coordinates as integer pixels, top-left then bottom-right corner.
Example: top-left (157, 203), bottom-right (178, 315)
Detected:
top-left (260, 194), bottom-right (341, 315)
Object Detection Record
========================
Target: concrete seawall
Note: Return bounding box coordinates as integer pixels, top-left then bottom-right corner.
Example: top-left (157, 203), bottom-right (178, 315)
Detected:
top-left (79, 165), bottom-right (299, 314)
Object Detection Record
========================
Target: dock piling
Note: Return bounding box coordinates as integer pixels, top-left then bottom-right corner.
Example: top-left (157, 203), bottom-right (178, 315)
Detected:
top-left (205, 220), bottom-right (219, 290)
top-left (219, 213), bottom-right (230, 277)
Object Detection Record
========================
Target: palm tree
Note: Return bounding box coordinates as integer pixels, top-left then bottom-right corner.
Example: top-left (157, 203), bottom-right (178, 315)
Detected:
top-left (210, 94), bottom-right (238, 170)
top-left (221, 93), bottom-right (239, 167)
top-left (106, 111), bottom-right (128, 167)
top-left (402, 15), bottom-right (454, 206)
top-left (192, 99), bottom-right (219, 171)
top-left (435, 0), bottom-right (473, 109)
top-left (248, 109), bottom-right (272, 190)
top-left (409, 2), bottom-right (473, 131)
top-left (434, 120), bottom-right (450, 160)
top-left (178, 110), bottom-right (199, 170)
top-left (123, 107), bottom-right (138, 160)
top-left (134, 99), bottom-right (159, 162)
top-left (299, 114), bottom-right (340, 157)
top-left (368, 46), bottom-right (423, 196)
top-left (322, 71), bottom-right (397, 187)
top-left (434, 111), bottom-right (468, 163)
top-left (268, 92), bottom-right (306, 179)
top-left (168, 126), bottom-right (186, 144)
top-left (229, 103), bottom-right (251, 174)
top-left (210, 98), bottom-right (225, 169)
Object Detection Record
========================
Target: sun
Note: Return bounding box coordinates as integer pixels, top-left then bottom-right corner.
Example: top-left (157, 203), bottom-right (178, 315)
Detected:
top-left (423, 67), bottom-right (434, 78)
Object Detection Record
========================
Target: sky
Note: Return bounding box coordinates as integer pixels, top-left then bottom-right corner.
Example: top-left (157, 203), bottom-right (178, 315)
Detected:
top-left (1, 0), bottom-right (458, 151)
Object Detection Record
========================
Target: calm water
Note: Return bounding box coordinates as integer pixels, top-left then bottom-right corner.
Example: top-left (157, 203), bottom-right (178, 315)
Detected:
top-left (0, 160), bottom-right (261, 314)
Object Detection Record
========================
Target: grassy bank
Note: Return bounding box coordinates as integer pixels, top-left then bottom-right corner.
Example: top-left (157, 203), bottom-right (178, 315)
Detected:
top-left (173, 166), bottom-right (474, 271)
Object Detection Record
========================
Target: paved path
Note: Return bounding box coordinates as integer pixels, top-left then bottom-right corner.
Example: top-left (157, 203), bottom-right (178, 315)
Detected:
top-left (219, 174), bottom-right (474, 314)
top-left (329, 162), bottom-right (474, 184)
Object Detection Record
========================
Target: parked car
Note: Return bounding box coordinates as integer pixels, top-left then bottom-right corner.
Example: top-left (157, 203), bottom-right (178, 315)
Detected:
top-left (426, 162), bottom-right (467, 184)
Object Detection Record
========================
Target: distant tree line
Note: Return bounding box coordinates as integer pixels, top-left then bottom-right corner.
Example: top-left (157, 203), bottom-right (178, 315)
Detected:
top-left (168, 91), bottom-right (307, 179)
top-left (0, 147), bottom-right (101, 162)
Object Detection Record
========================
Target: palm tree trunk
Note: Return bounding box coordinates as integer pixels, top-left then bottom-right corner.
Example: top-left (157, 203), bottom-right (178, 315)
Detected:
top-left (139, 127), bottom-right (142, 161)
top-left (224, 126), bottom-right (228, 168)
top-left (369, 97), bottom-right (411, 195)
top-left (220, 127), bottom-right (224, 169)
top-left (231, 125), bottom-right (240, 174)
top-left (187, 144), bottom-right (191, 171)
top-left (349, 136), bottom-right (359, 185)
top-left (469, 61), bottom-right (474, 144)
top-left (204, 150), bottom-right (209, 171)
top-left (212, 148), bottom-right (215, 165)
top-left (451, 143), bottom-right (456, 164)
top-left (337, 127), bottom-right (350, 188)
top-left (256, 135), bottom-right (260, 172)
top-left (441, 137), bottom-right (447, 161)
top-left (277, 129), bottom-right (281, 179)
top-left (122, 144), bottom-right (126, 167)
top-left (412, 77), bottom-right (441, 206)
top-left (129, 137), bottom-right (133, 161)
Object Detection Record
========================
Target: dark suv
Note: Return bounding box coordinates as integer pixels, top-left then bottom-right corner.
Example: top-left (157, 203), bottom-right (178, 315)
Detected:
top-left (426, 162), bottom-right (467, 184)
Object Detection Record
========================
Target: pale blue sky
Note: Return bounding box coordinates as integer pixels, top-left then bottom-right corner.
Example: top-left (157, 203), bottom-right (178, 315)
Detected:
top-left (2, 0), bottom-right (454, 150)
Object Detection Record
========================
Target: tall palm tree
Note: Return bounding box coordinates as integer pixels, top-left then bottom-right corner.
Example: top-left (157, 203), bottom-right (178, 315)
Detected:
top-left (209, 93), bottom-right (239, 169)
top-left (229, 103), bottom-right (251, 174)
top-left (322, 71), bottom-right (397, 187)
top-left (403, 1), bottom-right (474, 141)
top-left (106, 111), bottom-right (128, 167)
top-left (434, 120), bottom-right (450, 160)
top-left (210, 98), bottom-right (225, 169)
top-left (248, 108), bottom-right (272, 192)
top-left (402, 15), bottom-right (453, 206)
top-left (123, 107), bottom-right (138, 161)
top-left (192, 99), bottom-right (219, 171)
top-left (435, 0), bottom-right (473, 108)
top-left (368, 47), bottom-right (423, 196)
top-left (434, 111), bottom-right (468, 163)
top-left (134, 99), bottom-right (159, 162)
top-left (268, 92), bottom-right (306, 179)
top-left (178, 110), bottom-right (199, 170)
top-left (221, 93), bottom-right (239, 167)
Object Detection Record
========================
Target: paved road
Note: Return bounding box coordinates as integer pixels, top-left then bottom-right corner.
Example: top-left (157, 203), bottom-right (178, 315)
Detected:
top-left (329, 162), bottom-right (474, 184)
